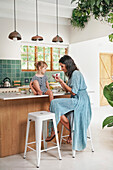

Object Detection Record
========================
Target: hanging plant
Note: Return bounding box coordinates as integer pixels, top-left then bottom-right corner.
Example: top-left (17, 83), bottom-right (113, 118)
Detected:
top-left (71, 0), bottom-right (113, 35)
top-left (71, 0), bottom-right (91, 28)
top-left (71, 7), bottom-right (90, 28)
top-left (107, 12), bottom-right (113, 41)
top-left (91, 0), bottom-right (112, 19)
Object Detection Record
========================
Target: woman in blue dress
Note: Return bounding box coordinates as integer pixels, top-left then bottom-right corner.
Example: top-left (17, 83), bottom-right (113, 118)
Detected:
top-left (46, 55), bottom-right (92, 151)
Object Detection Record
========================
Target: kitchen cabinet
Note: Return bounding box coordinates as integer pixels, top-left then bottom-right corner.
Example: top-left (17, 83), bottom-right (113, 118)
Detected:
top-left (0, 93), bottom-right (70, 157)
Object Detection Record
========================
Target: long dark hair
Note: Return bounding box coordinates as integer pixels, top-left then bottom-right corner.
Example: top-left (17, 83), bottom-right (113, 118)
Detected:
top-left (59, 55), bottom-right (79, 79)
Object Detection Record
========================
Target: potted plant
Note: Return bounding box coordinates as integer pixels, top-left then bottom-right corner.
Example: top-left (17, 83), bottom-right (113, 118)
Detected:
top-left (102, 82), bottom-right (113, 128)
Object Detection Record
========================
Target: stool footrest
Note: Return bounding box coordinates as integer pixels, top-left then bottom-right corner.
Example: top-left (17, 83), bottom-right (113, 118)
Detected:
top-left (27, 139), bottom-right (44, 145)
top-left (27, 146), bottom-right (36, 152)
top-left (26, 145), bottom-right (58, 153)
top-left (28, 141), bottom-right (36, 145)
top-left (41, 146), bottom-right (58, 152)
top-left (62, 138), bottom-right (67, 142)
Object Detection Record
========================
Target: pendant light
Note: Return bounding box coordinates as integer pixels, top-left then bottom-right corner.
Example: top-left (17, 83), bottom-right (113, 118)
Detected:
top-left (8, 0), bottom-right (22, 41)
top-left (31, 0), bottom-right (43, 41)
top-left (52, 0), bottom-right (63, 43)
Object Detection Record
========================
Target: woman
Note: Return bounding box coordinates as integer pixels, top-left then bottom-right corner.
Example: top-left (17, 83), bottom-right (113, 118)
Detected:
top-left (46, 55), bottom-right (92, 151)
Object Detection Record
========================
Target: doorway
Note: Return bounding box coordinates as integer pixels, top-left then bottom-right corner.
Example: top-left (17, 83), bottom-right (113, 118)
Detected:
top-left (99, 53), bottom-right (113, 106)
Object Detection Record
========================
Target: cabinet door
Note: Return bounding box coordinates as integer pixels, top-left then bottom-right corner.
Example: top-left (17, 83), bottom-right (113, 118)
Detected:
top-left (100, 53), bottom-right (113, 106)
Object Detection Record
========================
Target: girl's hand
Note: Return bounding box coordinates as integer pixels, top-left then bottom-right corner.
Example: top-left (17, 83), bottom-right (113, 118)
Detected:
top-left (37, 90), bottom-right (43, 95)
top-left (33, 91), bottom-right (38, 95)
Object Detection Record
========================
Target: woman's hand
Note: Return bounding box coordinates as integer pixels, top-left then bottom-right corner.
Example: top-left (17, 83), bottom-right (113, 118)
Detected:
top-left (54, 76), bottom-right (63, 83)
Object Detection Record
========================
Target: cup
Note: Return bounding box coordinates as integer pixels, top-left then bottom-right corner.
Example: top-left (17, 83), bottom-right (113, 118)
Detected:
top-left (52, 73), bottom-right (60, 78)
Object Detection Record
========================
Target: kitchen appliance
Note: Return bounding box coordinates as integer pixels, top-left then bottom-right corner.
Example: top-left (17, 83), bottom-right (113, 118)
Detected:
top-left (3, 77), bottom-right (11, 87)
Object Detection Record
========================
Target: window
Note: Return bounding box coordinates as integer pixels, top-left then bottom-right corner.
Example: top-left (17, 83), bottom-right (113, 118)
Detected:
top-left (21, 45), bottom-right (68, 71)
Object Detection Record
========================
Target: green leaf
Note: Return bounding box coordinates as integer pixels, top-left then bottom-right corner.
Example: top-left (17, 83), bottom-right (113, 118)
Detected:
top-left (107, 122), bottom-right (113, 127)
top-left (71, 0), bottom-right (77, 4)
top-left (108, 13), bottom-right (113, 17)
top-left (102, 116), bottom-right (113, 128)
top-left (103, 83), bottom-right (113, 101)
top-left (91, 0), bottom-right (96, 8)
top-left (104, 0), bottom-right (110, 6)
top-left (108, 100), bottom-right (113, 107)
top-left (96, 0), bottom-right (101, 7)
top-left (99, 5), bottom-right (103, 12)
top-left (109, 33), bottom-right (113, 42)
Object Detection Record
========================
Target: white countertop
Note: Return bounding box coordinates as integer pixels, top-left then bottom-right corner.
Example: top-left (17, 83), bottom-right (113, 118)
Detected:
top-left (0, 92), bottom-right (67, 101)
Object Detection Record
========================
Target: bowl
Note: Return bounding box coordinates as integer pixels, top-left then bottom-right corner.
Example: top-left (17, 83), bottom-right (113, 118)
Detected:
top-left (21, 90), bottom-right (26, 94)
top-left (52, 89), bottom-right (58, 93)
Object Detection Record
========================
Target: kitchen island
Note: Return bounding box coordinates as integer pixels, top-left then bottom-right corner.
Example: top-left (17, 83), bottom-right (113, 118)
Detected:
top-left (0, 92), bottom-right (70, 157)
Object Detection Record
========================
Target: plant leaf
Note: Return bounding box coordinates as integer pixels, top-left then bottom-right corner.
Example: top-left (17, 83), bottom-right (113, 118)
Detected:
top-left (96, 0), bottom-right (101, 7)
top-left (108, 100), bottom-right (113, 107)
top-left (102, 116), bottom-right (113, 128)
top-left (103, 83), bottom-right (113, 101)
top-left (71, 0), bottom-right (77, 4)
top-left (109, 34), bottom-right (113, 42)
top-left (107, 122), bottom-right (113, 127)
top-left (104, 0), bottom-right (110, 5)
top-left (91, 0), bottom-right (96, 8)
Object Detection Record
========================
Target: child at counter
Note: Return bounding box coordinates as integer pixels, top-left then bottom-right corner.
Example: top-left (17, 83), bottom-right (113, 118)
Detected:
top-left (30, 61), bottom-right (54, 105)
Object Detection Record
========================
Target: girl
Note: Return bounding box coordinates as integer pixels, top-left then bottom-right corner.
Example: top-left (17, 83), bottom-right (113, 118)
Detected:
top-left (30, 61), bottom-right (53, 104)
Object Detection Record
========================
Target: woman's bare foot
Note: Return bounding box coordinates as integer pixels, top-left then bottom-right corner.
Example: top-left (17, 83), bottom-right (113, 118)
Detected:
top-left (67, 136), bottom-right (72, 144)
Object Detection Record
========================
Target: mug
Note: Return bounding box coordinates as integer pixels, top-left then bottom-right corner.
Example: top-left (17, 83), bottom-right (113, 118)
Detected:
top-left (52, 73), bottom-right (60, 78)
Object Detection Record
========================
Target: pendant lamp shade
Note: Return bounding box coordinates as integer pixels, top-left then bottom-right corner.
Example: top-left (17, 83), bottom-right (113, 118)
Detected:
top-left (31, 0), bottom-right (43, 41)
top-left (9, 31), bottom-right (21, 40)
top-left (8, 0), bottom-right (22, 41)
top-left (52, 35), bottom-right (63, 43)
top-left (52, 0), bottom-right (63, 43)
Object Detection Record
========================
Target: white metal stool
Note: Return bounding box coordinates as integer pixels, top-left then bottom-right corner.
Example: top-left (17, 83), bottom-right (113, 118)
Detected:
top-left (23, 111), bottom-right (62, 168)
top-left (60, 124), bottom-right (94, 158)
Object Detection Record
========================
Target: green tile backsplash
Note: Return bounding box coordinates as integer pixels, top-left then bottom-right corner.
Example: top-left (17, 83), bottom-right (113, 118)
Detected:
top-left (0, 59), bottom-right (64, 86)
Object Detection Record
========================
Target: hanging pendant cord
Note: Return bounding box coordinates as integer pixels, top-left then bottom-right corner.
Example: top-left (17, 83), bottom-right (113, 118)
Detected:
top-left (14, 0), bottom-right (16, 31)
top-left (36, 0), bottom-right (39, 35)
top-left (56, 0), bottom-right (58, 36)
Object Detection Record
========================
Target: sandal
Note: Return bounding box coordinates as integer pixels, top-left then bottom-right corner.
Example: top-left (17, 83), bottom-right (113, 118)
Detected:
top-left (45, 130), bottom-right (59, 142)
top-left (45, 131), bottom-right (55, 142)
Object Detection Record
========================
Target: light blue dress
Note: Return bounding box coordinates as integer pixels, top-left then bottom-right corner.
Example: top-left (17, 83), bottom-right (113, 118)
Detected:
top-left (49, 70), bottom-right (92, 151)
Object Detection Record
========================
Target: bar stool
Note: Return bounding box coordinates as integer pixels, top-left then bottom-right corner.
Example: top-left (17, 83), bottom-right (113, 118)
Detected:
top-left (60, 124), bottom-right (94, 158)
top-left (23, 111), bottom-right (62, 168)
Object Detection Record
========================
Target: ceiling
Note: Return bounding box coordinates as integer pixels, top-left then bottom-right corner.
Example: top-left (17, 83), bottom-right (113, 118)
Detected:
top-left (0, 0), bottom-right (77, 25)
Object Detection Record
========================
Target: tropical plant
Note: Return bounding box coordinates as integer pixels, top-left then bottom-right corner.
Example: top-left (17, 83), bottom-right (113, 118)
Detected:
top-left (102, 82), bottom-right (113, 128)
top-left (71, 0), bottom-right (113, 41)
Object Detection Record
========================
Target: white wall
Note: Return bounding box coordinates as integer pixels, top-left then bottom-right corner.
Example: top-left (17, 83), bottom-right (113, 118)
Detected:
top-left (1, 16), bottom-right (113, 107)
top-left (69, 36), bottom-right (113, 107)
top-left (69, 16), bottom-right (113, 44)
top-left (0, 17), bottom-right (69, 59)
